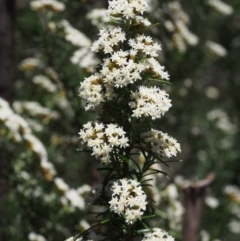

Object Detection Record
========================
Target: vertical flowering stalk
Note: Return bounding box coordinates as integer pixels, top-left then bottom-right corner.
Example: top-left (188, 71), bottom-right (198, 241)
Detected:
top-left (77, 0), bottom-right (181, 240)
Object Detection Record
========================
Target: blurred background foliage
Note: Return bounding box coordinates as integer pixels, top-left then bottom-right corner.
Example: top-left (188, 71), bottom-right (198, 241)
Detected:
top-left (0, 0), bottom-right (240, 240)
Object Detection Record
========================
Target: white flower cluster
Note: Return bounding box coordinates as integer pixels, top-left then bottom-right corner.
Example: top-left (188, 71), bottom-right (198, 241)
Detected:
top-left (164, 184), bottom-right (178, 200)
top-left (128, 36), bottom-right (162, 59)
top-left (0, 98), bottom-right (58, 181)
top-left (60, 20), bottom-right (91, 48)
top-left (64, 189), bottom-right (85, 210)
top-left (226, 203), bottom-right (240, 234)
top-left (163, 1), bottom-right (198, 52)
top-left (101, 50), bottom-right (145, 87)
top-left (13, 101), bottom-right (59, 121)
top-left (199, 230), bottom-right (210, 241)
top-left (79, 72), bottom-right (111, 111)
top-left (205, 40), bottom-right (227, 57)
top-left (71, 48), bottom-right (100, 73)
top-left (228, 219), bottom-right (240, 234)
top-left (54, 177), bottom-right (69, 192)
top-left (142, 228), bottom-right (174, 241)
top-left (80, 35), bottom-right (169, 111)
top-left (19, 57), bottom-right (42, 71)
top-left (15, 170), bottom-right (44, 199)
top-left (130, 86), bottom-right (171, 120)
top-left (28, 232), bottom-right (47, 241)
top-left (165, 2), bottom-right (189, 24)
top-left (86, 9), bottom-right (111, 27)
top-left (107, 0), bottom-right (148, 20)
top-left (65, 237), bottom-right (81, 241)
top-left (33, 75), bottom-right (57, 93)
top-left (40, 159), bottom-right (57, 180)
top-left (163, 184), bottom-right (184, 231)
top-left (91, 27), bottom-right (126, 54)
top-left (109, 179), bottom-right (147, 224)
top-left (65, 231), bottom-right (104, 241)
top-left (141, 129), bottom-right (181, 158)
top-left (59, 20), bottom-right (99, 72)
top-left (199, 230), bottom-right (221, 241)
top-left (0, 98), bottom-right (50, 164)
top-left (30, 0), bottom-right (65, 12)
top-left (24, 133), bottom-right (48, 160)
top-left (147, 58), bottom-right (170, 80)
top-left (206, 0), bottom-right (233, 15)
top-left (174, 19), bottom-right (199, 46)
top-left (79, 122), bottom-right (129, 164)
top-left (224, 185), bottom-right (240, 204)
top-left (54, 178), bottom-right (91, 211)
top-left (204, 86), bottom-right (219, 99)
top-left (205, 195), bottom-right (219, 209)
top-left (25, 118), bottom-right (43, 132)
top-left (206, 109), bottom-right (237, 134)
top-left (174, 175), bottom-right (191, 189)
top-left (0, 98), bottom-right (31, 142)
top-left (1, 99), bottom-right (90, 214)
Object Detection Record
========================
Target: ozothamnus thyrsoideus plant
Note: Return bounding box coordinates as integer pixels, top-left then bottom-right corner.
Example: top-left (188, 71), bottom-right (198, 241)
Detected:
top-left (75, 0), bottom-right (181, 240)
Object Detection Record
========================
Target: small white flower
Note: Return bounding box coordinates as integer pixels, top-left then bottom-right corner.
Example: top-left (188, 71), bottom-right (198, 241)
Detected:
top-left (79, 74), bottom-right (106, 110)
top-left (40, 159), bottom-right (57, 178)
top-left (109, 179), bottom-right (147, 224)
top-left (206, 40), bottom-right (227, 57)
top-left (79, 122), bottom-right (129, 163)
top-left (61, 20), bottom-right (91, 47)
top-left (228, 220), bottom-right (240, 234)
top-left (175, 20), bottom-right (199, 46)
top-left (13, 101), bottom-right (59, 120)
top-left (206, 109), bottom-right (237, 134)
top-left (147, 58), bottom-right (170, 80)
top-left (33, 75), bottom-right (57, 93)
top-left (205, 195), bottom-right (219, 208)
top-left (129, 35), bottom-right (162, 57)
top-left (164, 184), bottom-right (178, 200)
top-left (71, 48), bottom-right (100, 73)
top-left (200, 230), bottom-right (210, 241)
top-left (141, 129), bottom-right (181, 157)
top-left (65, 237), bottom-right (82, 241)
top-left (28, 232), bottom-right (47, 241)
top-left (91, 27), bottom-right (126, 54)
top-left (54, 178), bottom-right (69, 193)
top-left (224, 185), bottom-right (240, 203)
top-left (24, 133), bottom-right (48, 161)
top-left (86, 9), bottom-right (111, 27)
top-left (65, 189), bottom-right (85, 210)
top-left (204, 86), bottom-right (219, 99)
top-left (19, 57), bottom-right (42, 71)
top-left (130, 86), bottom-right (172, 120)
top-left (206, 0), bottom-right (233, 15)
top-left (142, 228), bottom-right (175, 241)
top-left (107, 0), bottom-right (148, 19)
top-left (30, 0), bottom-right (65, 12)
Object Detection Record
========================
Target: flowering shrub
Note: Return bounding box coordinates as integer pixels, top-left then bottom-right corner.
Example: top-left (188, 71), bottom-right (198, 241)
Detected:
top-left (109, 179), bottom-right (148, 224)
top-left (75, 0), bottom-right (180, 240)
top-left (1, 0), bottom-right (99, 239)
